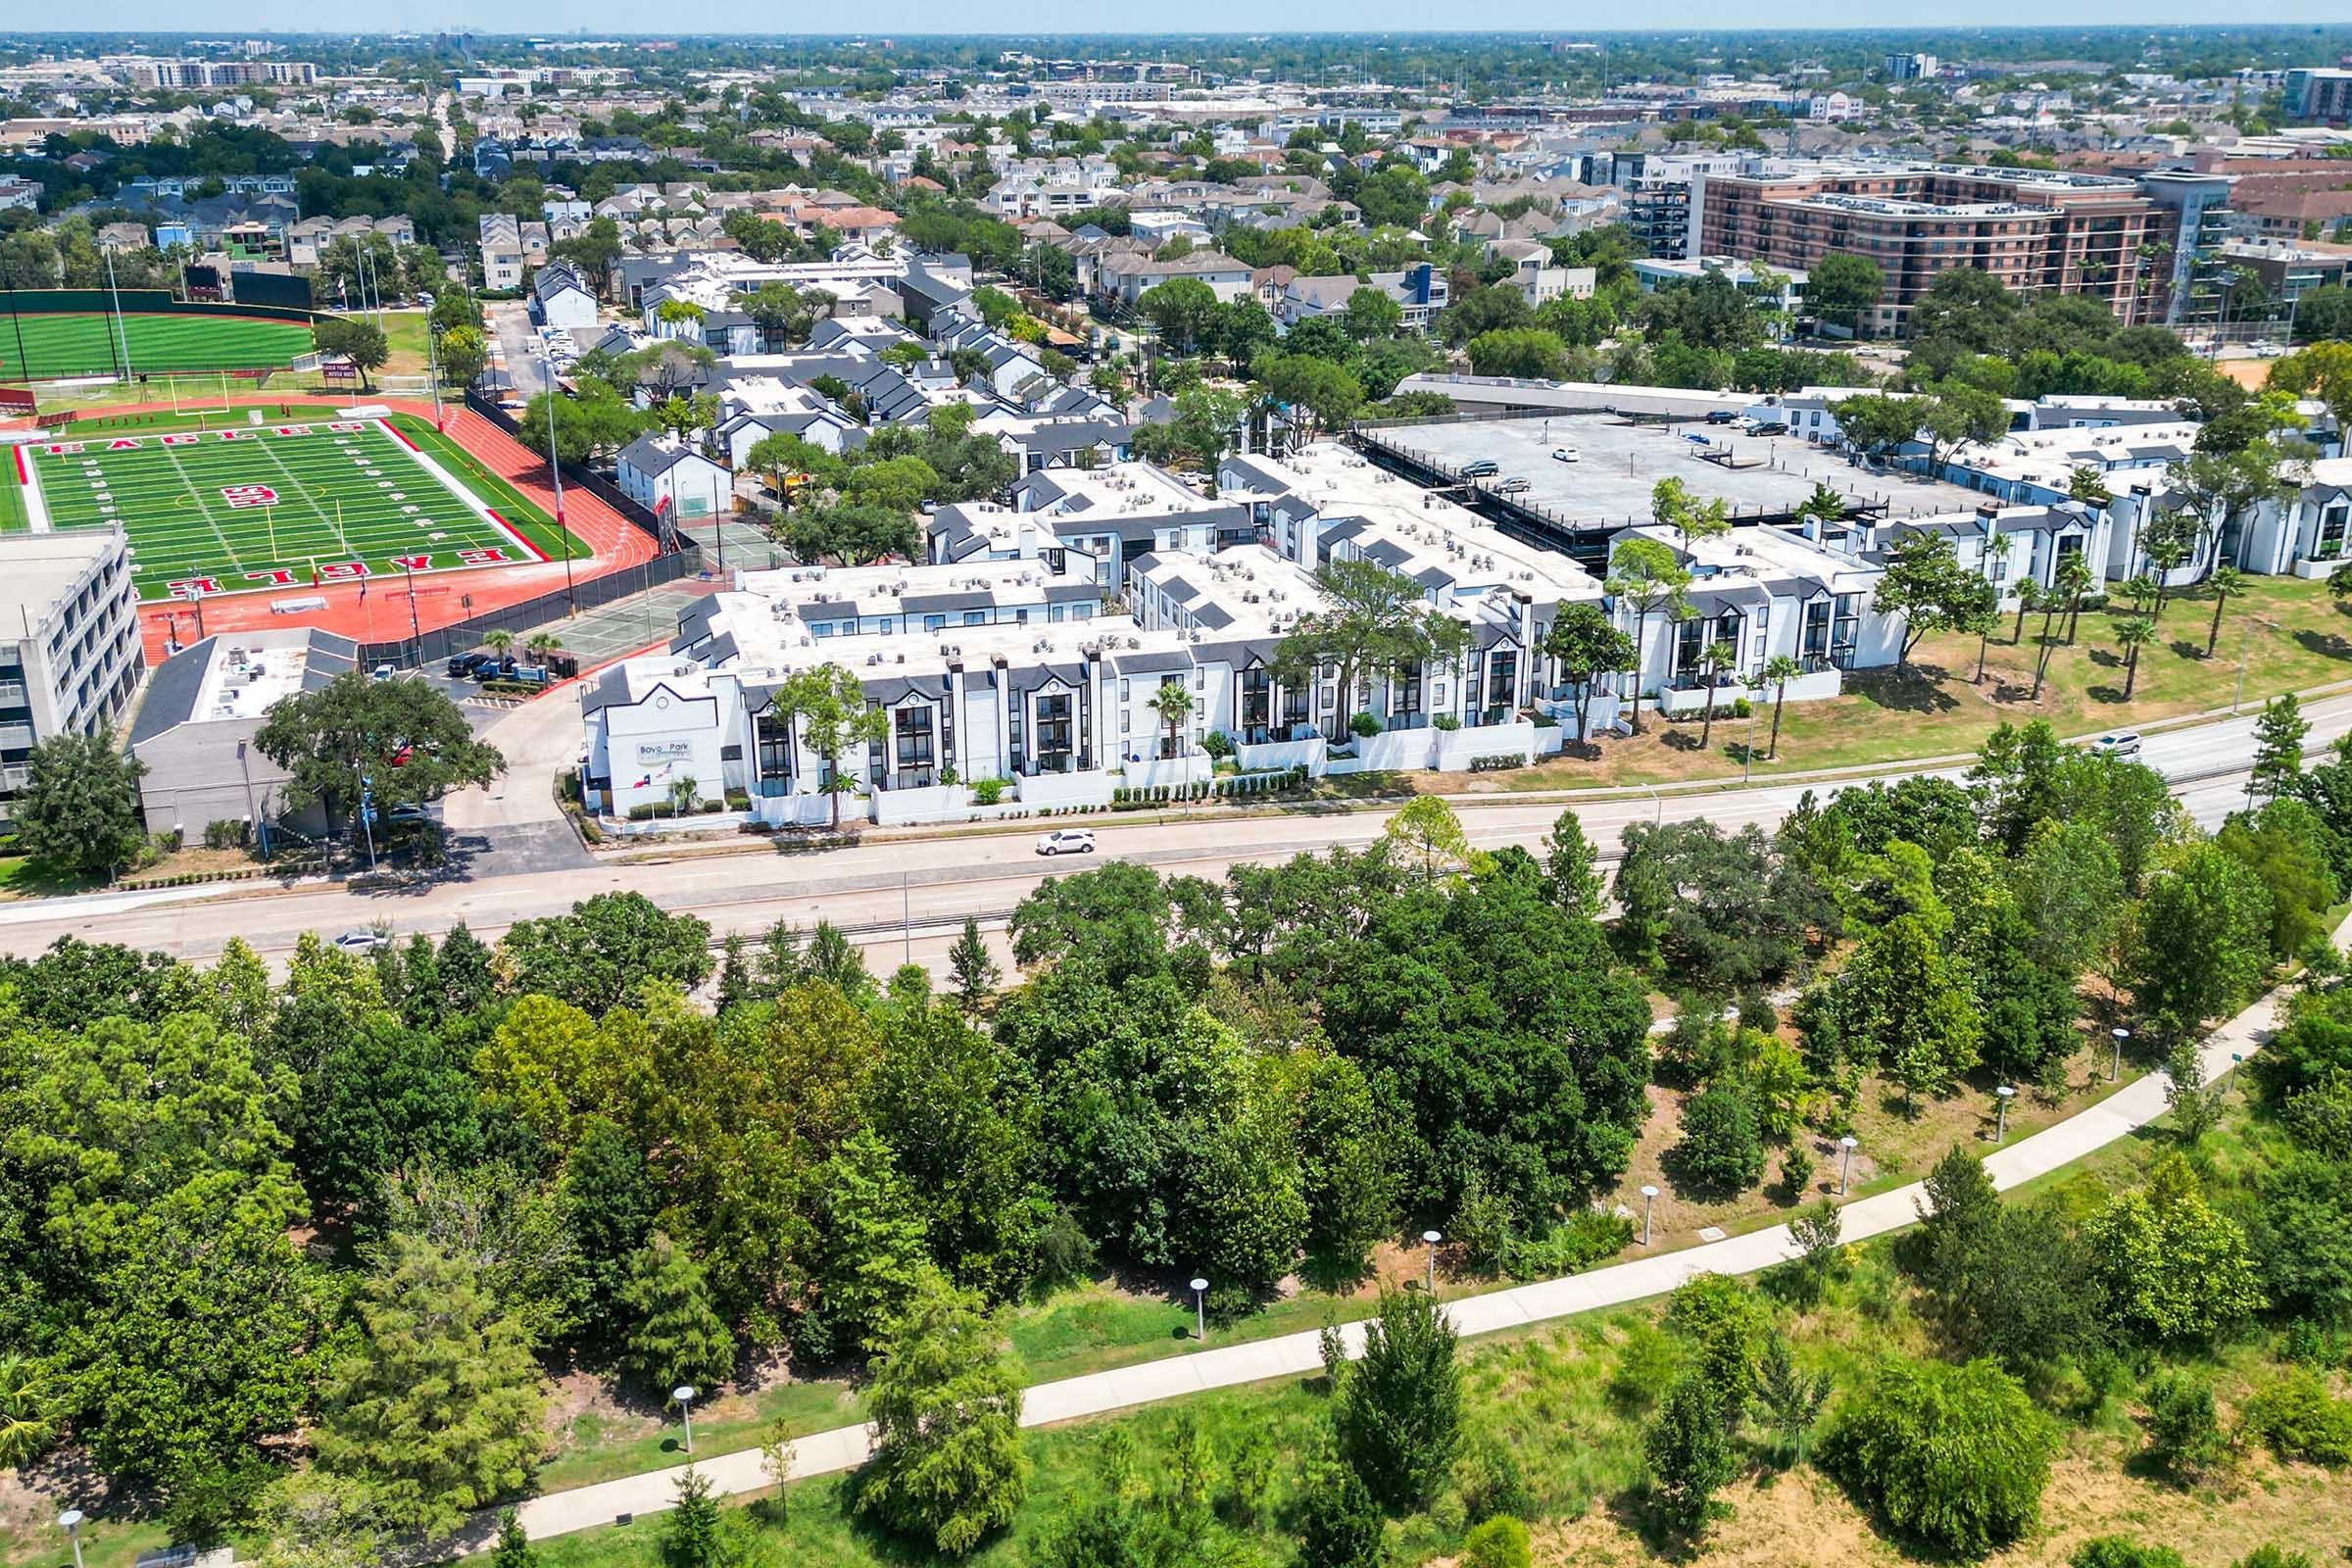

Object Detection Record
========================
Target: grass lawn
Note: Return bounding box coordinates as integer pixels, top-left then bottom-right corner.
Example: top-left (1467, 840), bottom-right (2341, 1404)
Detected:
top-left (1475, 574), bottom-right (2352, 793)
top-left (0, 311), bottom-right (313, 381)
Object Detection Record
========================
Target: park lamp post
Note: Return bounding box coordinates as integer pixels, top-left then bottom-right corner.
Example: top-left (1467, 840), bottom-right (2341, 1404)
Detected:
top-left (1639, 1184), bottom-right (1658, 1247)
top-left (1838, 1135), bottom-right (1858, 1196)
top-left (1994, 1084), bottom-right (2015, 1145)
top-left (1421, 1230), bottom-right (1442, 1292)
top-left (2111, 1026), bottom-right (2130, 1083)
top-left (1189, 1277), bottom-right (1208, 1343)
top-left (673, 1385), bottom-right (697, 1454)
top-left (58, 1510), bottom-right (85, 1568)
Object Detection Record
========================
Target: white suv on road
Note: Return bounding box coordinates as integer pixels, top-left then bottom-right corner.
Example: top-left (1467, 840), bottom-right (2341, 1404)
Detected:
top-left (1036, 829), bottom-right (1098, 857)
top-left (2091, 731), bottom-right (2142, 760)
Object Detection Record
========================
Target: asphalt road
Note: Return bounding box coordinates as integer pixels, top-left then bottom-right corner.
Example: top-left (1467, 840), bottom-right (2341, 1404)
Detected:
top-left (4, 691), bottom-right (2345, 969)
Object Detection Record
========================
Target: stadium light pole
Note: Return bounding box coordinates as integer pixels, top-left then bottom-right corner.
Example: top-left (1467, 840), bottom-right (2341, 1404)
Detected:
top-left (539, 339), bottom-right (577, 613)
top-left (102, 243), bottom-right (133, 386)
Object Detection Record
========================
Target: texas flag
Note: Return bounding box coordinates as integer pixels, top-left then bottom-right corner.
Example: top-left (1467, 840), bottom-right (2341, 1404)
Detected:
top-left (632, 761), bottom-right (674, 790)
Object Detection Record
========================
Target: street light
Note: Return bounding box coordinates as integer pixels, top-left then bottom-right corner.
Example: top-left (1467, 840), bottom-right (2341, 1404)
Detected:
top-left (1639, 1184), bottom-right (1659, 1246)
top-left (1838, 1135), bottom-right (1858, 1196)
top-left (1994, 1084), bottom-right (2015, 1144)
top-left (58, 1510), bottom-right (84, 1568)
top-left (1188, 1277), bottom-right (1208, 1342)
top-left (1421, 1229), bottom-right (1442, 1292)
top-left (672, 1385), bottom-right (697, 1454)
top-left (2111, 1025), bottom-right (2130, 1083)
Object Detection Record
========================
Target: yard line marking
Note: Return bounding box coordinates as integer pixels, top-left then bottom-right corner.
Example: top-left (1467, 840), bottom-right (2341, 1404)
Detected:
top-left (154, 441), bottom-right (239, 564)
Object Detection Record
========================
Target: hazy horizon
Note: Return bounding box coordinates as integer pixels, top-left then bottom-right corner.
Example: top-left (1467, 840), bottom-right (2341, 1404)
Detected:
top-left (20, 10), bottom-right (2352, 38)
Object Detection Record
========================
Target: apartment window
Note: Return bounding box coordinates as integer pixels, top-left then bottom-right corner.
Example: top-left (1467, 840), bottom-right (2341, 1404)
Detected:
top-left (894, 707), bottom-right (935, 769)
top-left (1035, 693), bottom-right (1074, 769)
top-left (1241, 667), bottom-right (1271, 730)
top-left (1392, 662), bottom-right (1422, 717)
top-left (755, 709), bottom-right (794, 783)
top-left (2320, 502), bottom-right (2352, 561)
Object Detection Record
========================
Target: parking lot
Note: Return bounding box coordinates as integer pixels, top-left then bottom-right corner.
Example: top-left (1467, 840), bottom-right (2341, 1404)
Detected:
top-left (1367, 414), bottom-right (1984, 532)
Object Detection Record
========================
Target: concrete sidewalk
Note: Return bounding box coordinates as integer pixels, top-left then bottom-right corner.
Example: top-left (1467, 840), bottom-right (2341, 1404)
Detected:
top-left (466, 959), bottom-right (2293, 1552)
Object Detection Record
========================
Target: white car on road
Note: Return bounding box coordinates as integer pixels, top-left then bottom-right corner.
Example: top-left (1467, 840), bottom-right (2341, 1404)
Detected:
top-left (2091, 731), bottom-right (2142, 760)
top-left (1036, 828), bottom-right (1098, 857)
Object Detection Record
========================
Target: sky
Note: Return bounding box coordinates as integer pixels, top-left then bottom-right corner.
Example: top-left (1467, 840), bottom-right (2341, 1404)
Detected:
top-left (44, 5), bottom-right (2352, 34)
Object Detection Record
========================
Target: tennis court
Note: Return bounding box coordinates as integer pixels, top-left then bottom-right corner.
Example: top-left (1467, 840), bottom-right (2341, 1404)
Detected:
top-left (12, 416), bottom-right (556, 602)
top-left (0, 310), bottom-right (316, 380)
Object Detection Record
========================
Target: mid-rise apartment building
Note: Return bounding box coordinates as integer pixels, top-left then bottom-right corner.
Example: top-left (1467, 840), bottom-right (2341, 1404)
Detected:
top-left (1689, 162), bottom-right (2175, 332)
top-left (0, 528), bottom-right (144, 826)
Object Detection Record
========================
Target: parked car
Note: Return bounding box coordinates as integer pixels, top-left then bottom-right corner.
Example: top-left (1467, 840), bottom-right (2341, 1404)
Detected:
top-left (474, 659), bottom-right (519, 684)
top-left (2091, 731), bottom-right (2143, 760)
top-left (1456, 459), bottom-right (1500, 478)
top-left (1036, 828), bottom-right (1097, 857)
top-left (1706, 410), bottom-right (1739, 424)
top-left (1550, 446), bottom-right (1580, 463)
top-left (446, 651), bottom-right (494, 678)
top-left (1491, 476), bottom-right (1532, 494)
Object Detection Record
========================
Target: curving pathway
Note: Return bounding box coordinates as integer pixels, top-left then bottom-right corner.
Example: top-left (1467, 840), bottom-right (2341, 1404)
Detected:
top-left (455, 933), bottom-right (2306, 1554)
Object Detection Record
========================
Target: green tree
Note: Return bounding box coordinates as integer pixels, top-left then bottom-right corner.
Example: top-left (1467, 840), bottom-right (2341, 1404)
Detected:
top-left (2204, 565), bottom-right (2244, 659)
top-left (313, 316), bottom-right (389, 390)
top-left (1807, 251), bottom-right (1883, 330)
top-left (498, 891), bottom-right (713, 1016)
top-left (489, 1510), bottom-right (537, 1568)
top-left (435, 323), bottom-right (488, 388)
top-left (660, 1464), bottom-right (755, 1568)
top-left (808, 1128), bottom-right (932, 1354)
top-left (1672, 1084), bottom-right (1766, 1194)
top-left (1465, 326), bottom-right (1570, 379)
top-left (1644, 1373), bottom-right (1736, 1531)
top-left (315, 1235), bottom-right (547, 1540)
top-left (1333, 1287), bottom-right (1462, 1510)
top-left (1541, 602), bottom-right (1637, 746)
top-left (1753, 1333), bottom-right (1832, 1465)
top-left (2251, 693), bottom-right (2311, 803)
top-left (0, 1352), bottom-right (55, 1470)
top-left (947, 917), bottom-right (1000, 1014)
top-left (2140, 1373), bottom-right (2227, 1483)
top-left (2130, 843), bottom-right (2273, 1038)
top-left (855, 1269), bottom-right (1028, 1555)
top-left (1542, 807), bottom-right (1604, 919)
top-left (1819, 1353), bottom-right (2056, 1557)
top-left (1138, 276), bottom-right (1219, 353)
top-left (620, 1231), bottom-right (736, 1396)
top-left (1874, 535), bottom-right (1981, 665)
top-left (1272, 557), bottom-right (1471, 749)
top-left (1383, 795), bottom-right (1477, 883)
top-left (254, 670), bottom-right (503, 840)
top-left (1297, 1459), bottom-right (1383, 1568)
top-left (15, 723), bottom-right (148, 876)
top-left (1605, 536), bottom-right (1692, 732)
top-left (2082, 1153), bottom-right (2265, 1345)
top-left (1343, 285), bottom-right (1404, 340)
top-left (770, 662), bottom-right (890, 830)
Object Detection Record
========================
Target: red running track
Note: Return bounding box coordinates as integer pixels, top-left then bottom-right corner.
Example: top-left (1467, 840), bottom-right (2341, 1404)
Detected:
top-left (6, 393), bottom-right (666, 661)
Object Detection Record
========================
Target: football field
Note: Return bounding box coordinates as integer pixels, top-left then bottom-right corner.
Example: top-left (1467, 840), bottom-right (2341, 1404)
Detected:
top-left (10, 417), bottom-right (554, 603)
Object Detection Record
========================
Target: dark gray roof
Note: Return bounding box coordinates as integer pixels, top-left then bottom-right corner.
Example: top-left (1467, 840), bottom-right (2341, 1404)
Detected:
top-left (903, 590), bottom-right (991, 613)
top-left (617, 436), bottom-right (694, 476)
top-left (1364, 540), bottom-right (1412, 568)
top-left (127, 636), bottom-right (217, 745)
top-left (1192, 603), bottom-right (1237, 630)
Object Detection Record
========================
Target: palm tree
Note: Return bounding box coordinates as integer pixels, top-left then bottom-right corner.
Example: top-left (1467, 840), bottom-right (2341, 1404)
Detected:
top-left (2205, 565), bottom-right (2243, 659)
top-left (1146, 681), bottom-right (1194, 760)
top-left (2012, 578), bottom-right (2039, 645)
top-left (483, 628), bottom-right (515, 662)
top-left (1761, 654), bottom-right (1802, 760)
top-left (2117, 615), bottom-right (2155, 700)
top-left (524, 631), bottom-right (564, 667)
top-left (1697, 639), bottom-right (1736, 751)
top-left (2056, 552), bottom-right (2094, 645)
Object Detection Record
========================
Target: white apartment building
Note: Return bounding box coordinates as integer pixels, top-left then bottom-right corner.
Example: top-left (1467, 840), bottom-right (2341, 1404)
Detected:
top-left (0, 528), bottom-right (144, 826)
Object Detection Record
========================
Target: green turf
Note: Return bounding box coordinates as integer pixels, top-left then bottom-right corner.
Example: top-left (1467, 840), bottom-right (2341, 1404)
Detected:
top-left (0, 311), bottom-right (315, 380)
top-left (15, 416), bottom-right (578, 602)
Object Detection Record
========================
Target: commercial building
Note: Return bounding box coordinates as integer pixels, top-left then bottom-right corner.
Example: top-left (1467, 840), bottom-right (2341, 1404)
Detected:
top-left (126, 628), bottom-right (354, 842)
top-left (2287, 69), bottom-right (2352, 122)
top-left (1688, 162), bottom-right (2178, 332)
top-left (0, 527), bottom-right (144, 827)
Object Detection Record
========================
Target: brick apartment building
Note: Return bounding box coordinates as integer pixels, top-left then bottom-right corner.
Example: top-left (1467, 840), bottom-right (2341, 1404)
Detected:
top-left (1688, 163), bottom-right (2177, 334)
